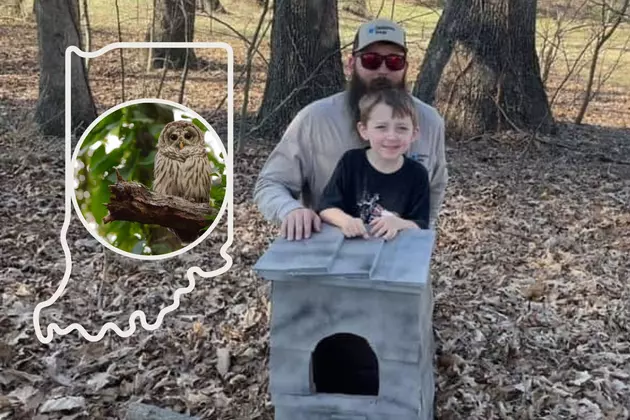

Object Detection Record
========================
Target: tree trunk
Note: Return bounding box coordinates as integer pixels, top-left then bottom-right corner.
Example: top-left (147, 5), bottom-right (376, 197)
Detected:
top-left (413, 0), bottom-right (556, 140)
top-left (256, 0), bottom-right (345, 139)
top-left (149, 0), bottom-right (199, 69)
top-left (342, 0), bottom-right (370, 18)
top-left (34, 0), bottom-right (96, 139)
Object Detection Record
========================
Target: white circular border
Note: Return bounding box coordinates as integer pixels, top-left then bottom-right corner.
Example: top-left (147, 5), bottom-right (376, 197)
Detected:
top-left (71, 98), bottom-right (230, 261)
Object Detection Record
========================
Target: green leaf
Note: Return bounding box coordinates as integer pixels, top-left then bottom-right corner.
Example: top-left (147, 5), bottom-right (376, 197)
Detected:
top-left (113, 222), bottom-right (131, 248)
top-left (131, 107), bottom-right (157, 124)
top-left (106, 172), bottom-right (118, 183)
top-left (210, 177), bottom-right (226, 208)
top-left (89, 144), bottom-right (106, 170)
top-left (148, 123), bottom-right (166, 139)
top-left (138, 150), bottom-right (156, 166)
top-left (106, 122), bottom-right (121, 138)
top-left (207, 151), bottom-right (226, 175)
top-left (90, 181), bottom-right (111, 224)
top-left (132, 108), bottom-right (150, 120)
top-left (117, 149), bottom-right (138, 180)
top-left (92, 147), bottom-right (125, 175)
top-left (83, 111), bottom-right (122, 147)
top-left (192, 118), bottom-right (208, 132)
top-left (132, 240), bottom-right (146, 255)
top-left (121, 128), bottom-right (135, 147)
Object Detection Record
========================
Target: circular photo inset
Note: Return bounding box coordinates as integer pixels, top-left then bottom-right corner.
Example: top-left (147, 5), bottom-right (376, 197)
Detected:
top-left (72, 99), bottom-right (228, 259)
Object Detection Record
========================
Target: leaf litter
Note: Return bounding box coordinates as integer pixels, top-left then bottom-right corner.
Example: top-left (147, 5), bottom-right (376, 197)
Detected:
top-left (0, 17), bottom-right (629, 420)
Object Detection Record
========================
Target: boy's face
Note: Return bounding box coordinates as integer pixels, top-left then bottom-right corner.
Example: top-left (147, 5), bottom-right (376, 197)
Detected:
top-left (357, 103), bottom-right (418, 161)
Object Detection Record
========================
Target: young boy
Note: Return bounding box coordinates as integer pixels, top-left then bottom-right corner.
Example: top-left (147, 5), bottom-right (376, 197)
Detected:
top-left (316, 88), bottom-right (430, 241)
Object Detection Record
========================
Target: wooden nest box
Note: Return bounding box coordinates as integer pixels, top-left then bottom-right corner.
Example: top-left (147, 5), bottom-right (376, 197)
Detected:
top-left (253, 223), bottom-right (436, 420)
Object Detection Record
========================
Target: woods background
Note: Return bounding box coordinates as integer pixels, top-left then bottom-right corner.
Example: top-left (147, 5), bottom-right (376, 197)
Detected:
top-left (0, 0), bottom-right (629, 419)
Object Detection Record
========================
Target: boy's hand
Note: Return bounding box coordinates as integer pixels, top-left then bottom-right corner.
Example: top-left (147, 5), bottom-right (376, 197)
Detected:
top-left (341, 216), bottom-right (370, 239)
top-left (369, 215), bottom-right (406, 241)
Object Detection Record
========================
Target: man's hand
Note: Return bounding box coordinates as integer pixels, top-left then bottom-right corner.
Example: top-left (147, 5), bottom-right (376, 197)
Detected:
top-left (281, 208), bottom-right (321, 241)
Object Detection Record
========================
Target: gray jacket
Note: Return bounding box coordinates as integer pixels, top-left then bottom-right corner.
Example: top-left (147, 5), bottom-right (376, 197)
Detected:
top-left (253, 91), bottom-right (449, 229)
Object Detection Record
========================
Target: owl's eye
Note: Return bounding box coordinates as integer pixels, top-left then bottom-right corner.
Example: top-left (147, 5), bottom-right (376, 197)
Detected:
top-left (184, 133), bottom-right (192, 140)
top-left (169, 134), bottom-right (178, 141)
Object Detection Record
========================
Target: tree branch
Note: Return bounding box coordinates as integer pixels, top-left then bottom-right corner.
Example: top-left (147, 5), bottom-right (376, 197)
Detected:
top-left (81, 0), bottom-right (91, 73)
top-left (114, 0), bottom-right (125, 102)
top-left (237, 0), bottom-right (270, 152)
top-left (207, 17), bottom-right (271, 122)
top-left (103, 170), bottom-right (217, 243)
top-left (177, 0), bottom-right (191, 104)
top-left (199, 11), bottom-right (269, 67)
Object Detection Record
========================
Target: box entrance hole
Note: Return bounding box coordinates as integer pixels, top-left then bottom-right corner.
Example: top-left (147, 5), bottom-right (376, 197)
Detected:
top-left (310, 332), bottom-right (379, 396)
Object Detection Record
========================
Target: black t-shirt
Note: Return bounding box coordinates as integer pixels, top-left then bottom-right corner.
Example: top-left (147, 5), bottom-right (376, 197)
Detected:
top-left (316, 148), bottom-right (430, 229)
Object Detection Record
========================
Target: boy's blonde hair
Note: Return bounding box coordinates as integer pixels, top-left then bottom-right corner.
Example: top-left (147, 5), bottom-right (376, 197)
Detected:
top-left (357, 88), bottom-right (419, 129)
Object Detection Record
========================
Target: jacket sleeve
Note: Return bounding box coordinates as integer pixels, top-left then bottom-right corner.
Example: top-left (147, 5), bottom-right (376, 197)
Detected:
top-left (252, 108), bottom-right (314, 223)
top-left (428, 115), bottom-right (448, 228)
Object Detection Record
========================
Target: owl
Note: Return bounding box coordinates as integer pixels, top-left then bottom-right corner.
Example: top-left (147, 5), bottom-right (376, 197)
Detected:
top-left (153, 120), bottom-right (212, 204)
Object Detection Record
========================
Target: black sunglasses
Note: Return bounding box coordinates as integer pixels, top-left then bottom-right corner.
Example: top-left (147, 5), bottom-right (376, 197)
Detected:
top-left (356, 52), bottom-right (406, 71)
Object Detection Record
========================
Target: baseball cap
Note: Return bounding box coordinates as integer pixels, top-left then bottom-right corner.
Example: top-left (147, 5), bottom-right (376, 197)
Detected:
top-left (352, 19), bottom-right (407, 53)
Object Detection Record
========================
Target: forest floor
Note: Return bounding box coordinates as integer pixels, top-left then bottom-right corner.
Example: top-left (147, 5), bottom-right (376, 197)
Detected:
top-left (2, 7), bottom-right (630, 420)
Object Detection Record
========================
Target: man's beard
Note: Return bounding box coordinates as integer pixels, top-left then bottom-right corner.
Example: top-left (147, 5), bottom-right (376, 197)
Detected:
top-left (346, 72), bottom-right (406, 130)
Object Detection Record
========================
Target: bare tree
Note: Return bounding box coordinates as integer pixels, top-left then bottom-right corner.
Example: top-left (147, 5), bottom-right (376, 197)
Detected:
top-left (575, 0), bottom-right (629, 124)
top-left (536, 0), bottom-right (591, 87)
top-left (148, 0), bottom-right (199, 69)
top-left (413, 0), bottom-right (556, 140)
top-left (34, 0), bottom-right (96, 138)
top-left (534, 1), bottom-right (596, 110)
top-left (255, 0), bottom-right (345, 139)
top-left (238, 0), bottom-right (270, 151)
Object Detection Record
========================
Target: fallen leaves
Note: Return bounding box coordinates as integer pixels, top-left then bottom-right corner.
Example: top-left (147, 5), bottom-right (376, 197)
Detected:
top-left (524, 277), bottom-right (547, 302)
top-left (86, 371), bottom-right (111, 393)
top-left (38, 396), bottom-right (85, 414)
top-left (216, 348), bottom-right (231, 377)
top-left (1, 17), bottom-right (630, 420)
top-left (571, 371), bottom-right (592, 387)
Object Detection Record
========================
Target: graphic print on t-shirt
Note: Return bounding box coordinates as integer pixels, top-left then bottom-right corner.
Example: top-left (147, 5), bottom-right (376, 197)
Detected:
top-left (356, 189), bottom-right (399, 224)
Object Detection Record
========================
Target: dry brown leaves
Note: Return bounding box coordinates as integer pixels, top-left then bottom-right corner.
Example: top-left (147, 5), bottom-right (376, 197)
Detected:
top-left (1, 15), bottom-right (630, 420)
top-left (430, 127), bottom-right (630, 419)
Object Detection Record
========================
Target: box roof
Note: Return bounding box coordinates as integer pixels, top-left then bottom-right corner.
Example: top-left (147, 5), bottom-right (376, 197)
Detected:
top-left (253, 223), bottom-right (435, 290)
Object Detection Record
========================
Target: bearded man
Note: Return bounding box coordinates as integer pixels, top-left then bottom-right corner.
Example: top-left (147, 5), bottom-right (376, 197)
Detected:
top-left (253, 18), bottom-right (448, 241)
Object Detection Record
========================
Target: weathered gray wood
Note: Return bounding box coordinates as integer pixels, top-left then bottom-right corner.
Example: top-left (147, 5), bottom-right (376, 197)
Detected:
top-left (124, 402), bottom-right (200, 420)
top-left (369, 229), bottom-right (435, 287)
top-left (253, 223), bottom-right (345, 274)
top-left (254, 224), bottom-right (436, 420)
top-left (254, 223), bottom-right (435, 289)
